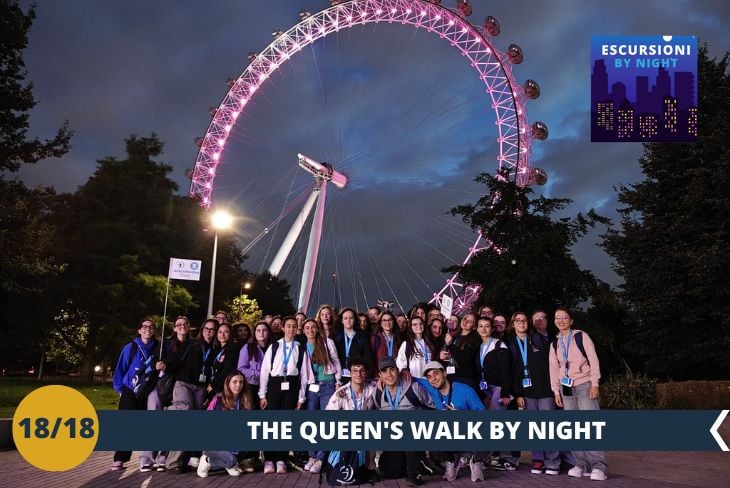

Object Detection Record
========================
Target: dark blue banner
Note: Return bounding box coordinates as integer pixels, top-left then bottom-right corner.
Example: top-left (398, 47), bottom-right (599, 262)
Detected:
top-left (94, 410), bottom-right (729, 451)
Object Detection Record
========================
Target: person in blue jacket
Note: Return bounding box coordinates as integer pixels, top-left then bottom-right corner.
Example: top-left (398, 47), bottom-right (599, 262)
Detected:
top-left (414, 361), bottom-right (487, 482)
top-left (111, 318), bottom-right (161, 471)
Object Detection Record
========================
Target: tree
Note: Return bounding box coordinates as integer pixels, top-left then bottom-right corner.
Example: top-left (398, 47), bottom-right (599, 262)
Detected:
top-left (450, 169), bottom-right (608, 314)
top-left (602, 47), bottom-right (730, 379)
top-left (0, 0), bottom-right (71, 370)
top-left (49, 135), bottom-right (247, 380)
top-left (241, 272), bottom-right (296, 316)
top-left (229, 294), bottom-right (262, 326)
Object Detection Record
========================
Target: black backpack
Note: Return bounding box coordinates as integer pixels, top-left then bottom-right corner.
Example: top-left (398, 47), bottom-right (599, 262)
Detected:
top-left (320, 450), bottom-right (367, 486)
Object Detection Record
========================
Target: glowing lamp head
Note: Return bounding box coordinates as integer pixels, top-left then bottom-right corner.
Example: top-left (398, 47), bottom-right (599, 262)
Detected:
top-left (211, 210), bottom-right (233, 230)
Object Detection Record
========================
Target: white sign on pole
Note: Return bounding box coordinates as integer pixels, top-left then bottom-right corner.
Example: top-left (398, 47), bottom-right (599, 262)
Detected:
top-left (169, 258), bottom-right (202, 281)
top-left (440, 294), bottom-right (454, 319)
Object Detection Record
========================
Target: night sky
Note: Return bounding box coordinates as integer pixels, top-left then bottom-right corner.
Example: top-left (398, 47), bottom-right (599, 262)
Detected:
top-left (16, 0), bottom-right (730, 312)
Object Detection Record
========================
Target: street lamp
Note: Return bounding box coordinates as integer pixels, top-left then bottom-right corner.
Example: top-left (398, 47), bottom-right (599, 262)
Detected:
top-left (207, 209), bottom-right (233, 318)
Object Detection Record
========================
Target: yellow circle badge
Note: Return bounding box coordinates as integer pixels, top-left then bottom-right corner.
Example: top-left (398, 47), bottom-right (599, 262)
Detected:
top-left (12, 385), bottom-right (99, 471)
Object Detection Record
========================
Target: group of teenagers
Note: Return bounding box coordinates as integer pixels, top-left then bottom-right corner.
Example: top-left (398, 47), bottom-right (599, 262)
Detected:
top-left (111, 303), bottom-right (608, 485)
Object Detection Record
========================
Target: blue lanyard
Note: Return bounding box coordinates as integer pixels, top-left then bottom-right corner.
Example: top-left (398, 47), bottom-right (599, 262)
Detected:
top-left (214, 348), bottom-right (225, 364)
top-left (384, 385), bottom-right (402, 410)
top-left (201, 344), bottom-right (212, 373)
top-left (384, 334), bottom-right (393, 356)
top-left (438, 386), bottom-right (454, 409)
top-left (350, 385), bottom-right (363, 411)
top-left (344, 332), bottom-right (354, 360)
top-left (235, 398), bottom-right (240, 410)
top-left (282, 341), bottom-right (294, 376)
top-left (560, 331), bottom-right (573, 374)
top-left (416, 339), bottom-right (430, 363)
top-left (517, 336), bottom-right (529, 377)
top-left (479, 338), bottom-right (494, 363)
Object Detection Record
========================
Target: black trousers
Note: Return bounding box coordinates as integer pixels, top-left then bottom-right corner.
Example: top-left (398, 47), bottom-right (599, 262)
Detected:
top-left (264, 377), bottom-right (300, 462)
top-left (113, 387), bottom-right (147, 462)
top-left (379, 450), bottom-right (423, 480)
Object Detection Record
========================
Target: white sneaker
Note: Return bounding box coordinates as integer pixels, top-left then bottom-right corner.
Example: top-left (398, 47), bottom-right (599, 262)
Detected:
top-left (196, 455), bottom-right (211, 478)
top-left (469, 457), bottom-right (485, 482)
top-left (309, 460), bottom-right (322, 474)
top-left (187, 457), bottom-right (200, 468)
top-left (276, 460), bottom-right (287, 474)
top-left (263, 461), bottom-right (275, 474)
top-left (226, 466), bottom-right (243, 476)
top-left (590, 469), bottom-right (607, 481)
top-left (568, 466), bottom-right (584, 478)
top-left (304, 457), bottom-right (315, 472)
top-left (545, 467), bottom-right (560, 476)
top-left (443, 461), bottom-right (457, 482)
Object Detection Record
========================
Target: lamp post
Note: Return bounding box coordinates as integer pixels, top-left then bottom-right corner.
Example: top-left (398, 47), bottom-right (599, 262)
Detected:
top-left (207, 210), bottom-right (233, 318)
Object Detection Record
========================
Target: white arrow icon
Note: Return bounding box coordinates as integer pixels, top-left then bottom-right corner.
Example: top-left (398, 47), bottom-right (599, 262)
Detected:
top-left (710, 410), bottom-right (729, 451)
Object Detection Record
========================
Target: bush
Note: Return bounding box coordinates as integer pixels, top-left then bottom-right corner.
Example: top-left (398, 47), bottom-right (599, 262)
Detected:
top-left (601, 371), bottom-right (658, 409)
top-left (656, 381), bottom-right (730, 409)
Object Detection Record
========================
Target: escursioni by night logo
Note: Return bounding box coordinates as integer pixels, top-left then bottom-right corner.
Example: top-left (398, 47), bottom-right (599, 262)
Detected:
top-left (591, 36), bottom-right (697, 142)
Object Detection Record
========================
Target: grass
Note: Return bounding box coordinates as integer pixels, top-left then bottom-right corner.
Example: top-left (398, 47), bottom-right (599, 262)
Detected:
top-left (0, 377), bottom-right (119, 418)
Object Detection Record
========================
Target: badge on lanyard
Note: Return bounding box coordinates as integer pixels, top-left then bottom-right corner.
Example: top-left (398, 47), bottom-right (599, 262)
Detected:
top-left (281, 381), bottom-right (290, 391)
top-left (342, 368), bottom-right (351, 377)
top-left (198, 374), bottom-right (207, 383)
top-left (479, 380), bottom-right (488, 391)
top-left (446, 366), bottom-right (456, 375)
top-left (561, 377), bottom-right (573, 387)
top-left (522, 378), bottom-right (532, 388)
top-left (308, 383), bottom-right (320, 393)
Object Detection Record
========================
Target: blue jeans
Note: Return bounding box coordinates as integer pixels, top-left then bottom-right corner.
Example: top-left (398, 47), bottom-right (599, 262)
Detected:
top-left (525, 397), bottom-right (559, 470)
top-left (561, 382), bottom-right (608, 474)
top-left (306, 380), bottom-right (336, 460)
top-left (203, 450), bottom-right (238, 470)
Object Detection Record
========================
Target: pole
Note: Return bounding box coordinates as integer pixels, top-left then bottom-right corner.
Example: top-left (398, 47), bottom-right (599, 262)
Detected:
top-left (160, 273), bottom-right (171, 357)
top-left (207, 231), bottom-right (219, 318)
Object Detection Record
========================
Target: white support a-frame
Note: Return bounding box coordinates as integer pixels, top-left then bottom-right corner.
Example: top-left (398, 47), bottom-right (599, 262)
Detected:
top-left (268, 154), bottom-right (346, 315)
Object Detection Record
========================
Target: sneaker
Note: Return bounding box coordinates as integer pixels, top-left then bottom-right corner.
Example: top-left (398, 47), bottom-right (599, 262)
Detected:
top-left (568, 466), bottom-right (584, 478)
top-left (187, 457), bottom-right (200, 468)
top-left (196, 455), bottom-right (211, 478)
top-left (469, 458), bottom-right (485, 482)
top-left (304, 457), bottom-right (315, 472)
top-left (240, 458), bottom-right (255, 473)
top-left (419, 458), bottom-right (433, 475)
top-left (492, 459), bottom-right (517, 471)
top-left (443, 461), bottom-right (457, 482)
top-left (590, 469), bottom-right (607, 481)
top-left (545, 467), bottom-right (559, 476)
top-left (455, 456), bottom-right (467, 476)
top-left (140, 464), bottom-right (154, 472)
top-left (276, 460), bottom-right (287, 474)
top-left (309, 460), bottom-right (322, 474)
top-left (226, 466), bottom-right (243, 476)
top-left (111, 461), bottom-right (124, 471)
top-left (263, 461), bottom-right (275, 474)
top-left (531, 460), bottom-right (545, 474)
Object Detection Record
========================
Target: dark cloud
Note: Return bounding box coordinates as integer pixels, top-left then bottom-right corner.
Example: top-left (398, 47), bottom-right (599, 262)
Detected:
top-left (15, 0), bottom-right (730, 310)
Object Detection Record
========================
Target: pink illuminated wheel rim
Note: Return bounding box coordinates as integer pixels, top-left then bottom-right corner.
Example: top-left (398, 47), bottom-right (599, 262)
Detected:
top-left (189, 0), bottom-right (537, 313)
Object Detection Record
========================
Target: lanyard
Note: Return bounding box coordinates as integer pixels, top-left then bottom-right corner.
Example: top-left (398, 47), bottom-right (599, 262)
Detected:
top-left (517, 336), bottom-right (529, 377)
top-left (416, 339), bottom-right (430, 363)
top-left (560, 331), bottom-right (573, 374)
top-left (214, 348), bottom-right (225, 364)
top-left (384, 334), bottom-right (394, 356)
top-left (350, 385), bottom-right (363, 411)
top-left (282, 341), bottom-right (294, 376)
top-left (479, 338), bottom-right (494, 363)
top-left (438, 385), bottom-right (454, 409)
top-left (235, 398), bottom-right (240, 410)
top-left (344, 332), bottom-right (354, 360)
top-left (201, 344), bottom-right (212, 373)
top-left (384, 385), bottom-right (402, 410)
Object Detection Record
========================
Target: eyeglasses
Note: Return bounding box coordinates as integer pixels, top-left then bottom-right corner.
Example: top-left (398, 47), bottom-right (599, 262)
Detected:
top-left (174, 323), bottom-right (187, 328)
top-left (203, 327), bottom-right (216, 332)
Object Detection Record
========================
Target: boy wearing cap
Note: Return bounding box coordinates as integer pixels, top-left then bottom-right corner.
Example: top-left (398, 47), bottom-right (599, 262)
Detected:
top-left (375, 356), bottom-right (435, 486)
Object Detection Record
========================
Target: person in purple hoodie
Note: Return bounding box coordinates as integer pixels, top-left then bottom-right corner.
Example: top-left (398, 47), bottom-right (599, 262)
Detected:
top-left (237, 320), bottom-right (272, 410)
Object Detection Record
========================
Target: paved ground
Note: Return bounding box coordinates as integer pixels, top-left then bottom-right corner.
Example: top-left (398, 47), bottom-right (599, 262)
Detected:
top-left (2, 451), bottom-right (729, 488)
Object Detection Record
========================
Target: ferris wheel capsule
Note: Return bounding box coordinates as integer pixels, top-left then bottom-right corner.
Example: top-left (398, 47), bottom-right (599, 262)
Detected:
top-left (247, 51), bottom-right (257, 62)
top-left (272, 29), bottom-right (283, 38)
top-left (194, 137), bottom-right (204, 148)
top-left (226, 78), bottom-right (237, 88)
top-left (429, 0), bottom-right (442, 5)
top-left (209, 107), bottom-right (218, 117)
top-left (330, 0), bottom-right (344, 5)
top-left (507, 44), bottom-right (524, 64)
top-left (299, 9), bottom-right (311, 20)
top-left (524, 79), bottom-right (540, 99)
top-left (529, 167), bottom-right (548, 186)
top-left (484, 16), bottom-right (500, 36)
top-left (456, 0), bottom-right (473, 17)
top-left (531, 121), bottom-right (549, 141)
